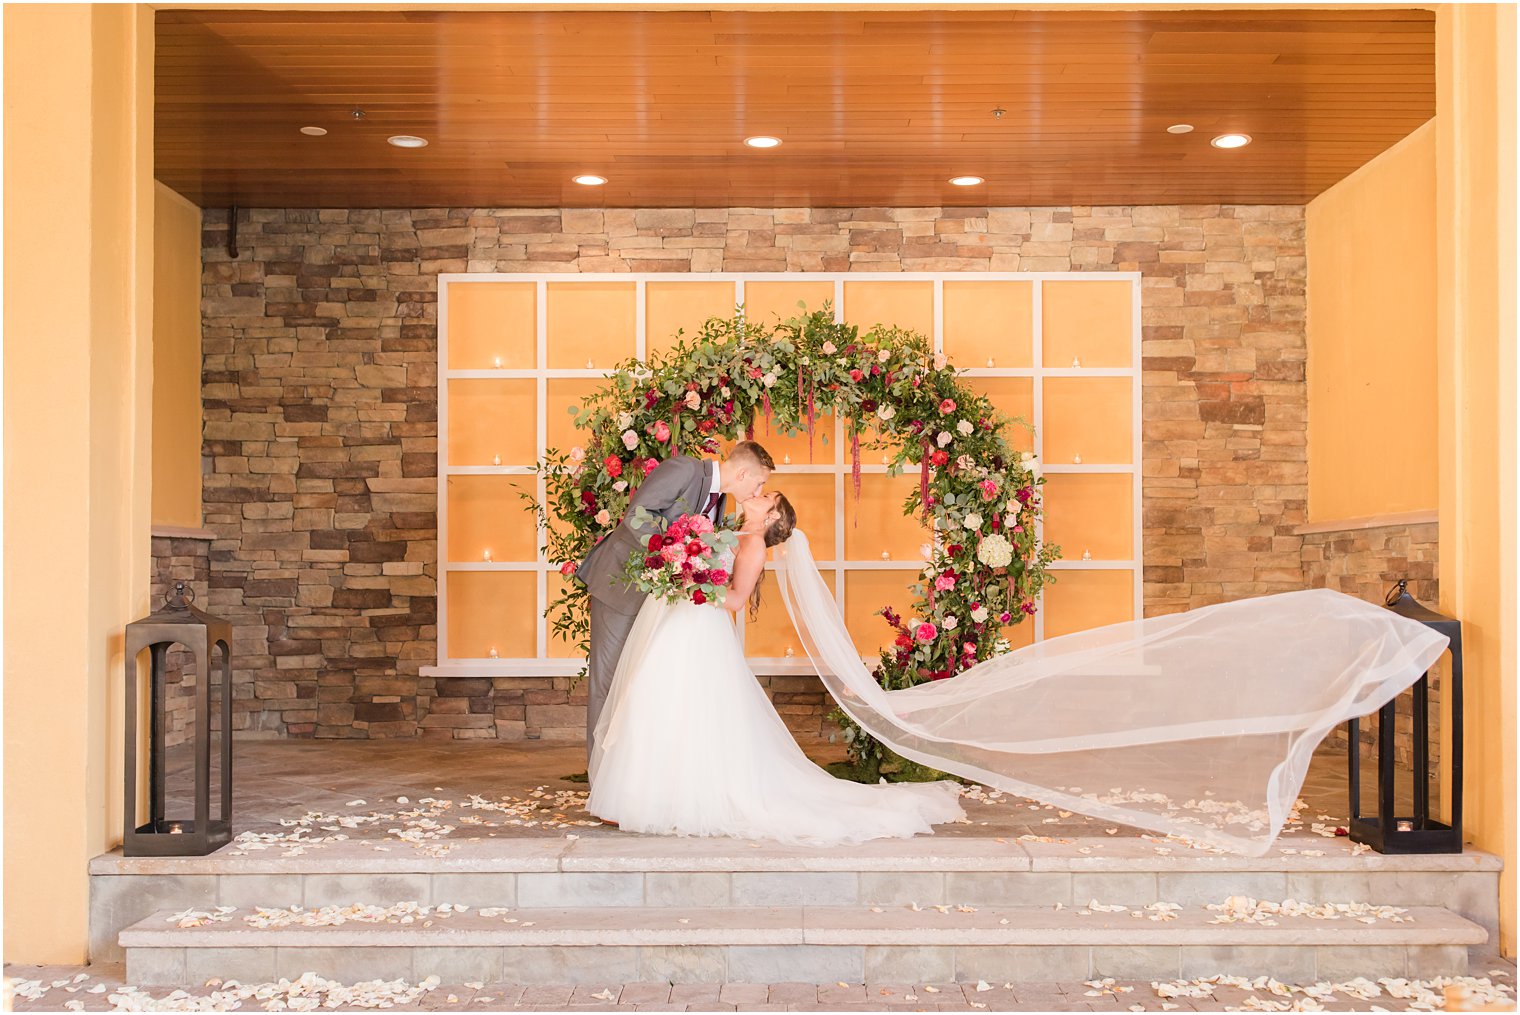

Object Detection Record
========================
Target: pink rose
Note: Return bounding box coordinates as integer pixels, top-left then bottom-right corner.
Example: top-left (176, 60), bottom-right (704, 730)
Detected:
top-left (939, 398), bottom-right (957, 415)
top-left (650, 420), bottom-right (671, 442)
top-left (979, 479), bottom-right (998, 501)
top-left (934, 574), bottom-right (955, 592)
top-left (643, 457), bottom-right (659, 476)
top-left (849, 368), bottom-right (864, 383)
top-left (559, 561), bottom-right (577, 576)
top-left (688, 515), bottom-right (715, 535)
top-left (915, 622), bottom-right (938, 643)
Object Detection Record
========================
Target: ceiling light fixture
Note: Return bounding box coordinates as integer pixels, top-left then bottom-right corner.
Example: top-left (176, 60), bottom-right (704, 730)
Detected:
top-left (1211, 133), bottom-right (1252, 149)
top-left (573, 174), bottom-right (607, 186)
top-left (949, 176), bottom-right (984, 186)
top-left (299, 126), bottom-right (328, 137)
top-left (387, 135), bottom-right (428, 148)
top-left (744, 136), bottom-right (782, 148)
top-left (1166, 123), bottom-right (1194, 134)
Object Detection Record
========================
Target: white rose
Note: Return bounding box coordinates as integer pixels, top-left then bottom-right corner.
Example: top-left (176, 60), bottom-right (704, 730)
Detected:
top-left (971, 606), bottom-right (990, 623)
top-left (937, 431), bottom-right (953, 448)
top-left (621, 429), bottom-right (639, 450)
top-left (1020, 451), bottom-right (1042, 479)
top-left (569, 446), bottom-right (585, 462)
top-left (878, 349), bottom-right (891, 363)
top-left (878, 404), bottom-right (896, 422)
top-left (762, 372), bottom-right (777, 388)
top-left (613, 480), bottom-right (628, 493)
top-left (956, 454), bottom-right (975, 471)
top-left (957, 419), bottom-right (973, 436)
top-left (944, 615), bottom-right (959, 630)
top-left (594, 509), bottom-right (611, 526)
top-left (684, 390), bottom-right (701, 410)
top-left (617, 411), bottom-right (634, 430)
top-left (919, 542), bottom-right (933, 560)
top-left (963, 512), bottom-right (983, 530)
top-left (721, 386), bottom-right (731, 399)
top-left (822, 341), bottom-right (838, 355)
top-left (933, 352), bottom-right (948, 370)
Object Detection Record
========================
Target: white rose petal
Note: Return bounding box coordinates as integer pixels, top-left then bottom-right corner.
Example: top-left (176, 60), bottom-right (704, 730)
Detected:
top-left (822, 341), bottom-right (838, 355)
top-left (937, 431), bottom-right (953, 447)
top-left (957, 419), bottom-right (974, 435)
top-left (569, 446), bottom-right (585, 462)
top-left (613, 480), bottom-right (628, 493)
top-left (621, 429), bottom-right (639, 450)
top-left (934, 353), bottom-right (948, 370)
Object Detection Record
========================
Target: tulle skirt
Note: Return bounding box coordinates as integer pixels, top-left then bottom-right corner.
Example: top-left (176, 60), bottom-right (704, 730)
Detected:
top-left (587, 598), bottom-right (966, 845)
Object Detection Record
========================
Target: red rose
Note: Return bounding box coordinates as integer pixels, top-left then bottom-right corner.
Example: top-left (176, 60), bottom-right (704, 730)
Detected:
top-left (648, 534), bottom-right (665, 551)
top-left (686, 539), bottom-right (706, 556)
top-left (692, 569), bottom-right (711, 584)
top-left (849, 369), bottom-right (864, 383)
top-left (603, 455), bottom-right (623, 478)
top-left (691, 589), bottom-right (708, 606)
top-left (930, 449), bottom-right (949, 467)
top-left (644, 554), bottom-right (663, 569)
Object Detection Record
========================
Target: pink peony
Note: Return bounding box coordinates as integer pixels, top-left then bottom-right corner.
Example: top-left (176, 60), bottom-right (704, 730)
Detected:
top-left (915, 622), bottom-right (938, 643)
top-left (643, 457), bottom-right (659, 476)
top-left (687, 515), bottom-right (715, 535)
top-left (650, 420), bottom-right (671, 442)
top-left (709, 568), bottom-right (729, 585)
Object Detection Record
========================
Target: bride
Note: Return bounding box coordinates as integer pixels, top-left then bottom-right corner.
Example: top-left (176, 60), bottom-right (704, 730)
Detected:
top-left (588, 490), bottom-right (1450, 854)
top-left (586, 491), bottom-right (968, 844)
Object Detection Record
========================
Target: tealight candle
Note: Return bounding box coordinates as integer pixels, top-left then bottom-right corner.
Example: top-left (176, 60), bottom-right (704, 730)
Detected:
top-left (585, 359), bottom-right (594, 370)
top-left (488, 647), bottom-right (499, 659)
top-left (483, 549), bottom-right (492, 561)
top-left (782, 453), bottom-right (791, 465)
top-left (784, 646), bottom-right (795, 658)
top-left (881, 551), bottom-right (890, 560)
top-left (1396, 819), bottom-right (1415, 832)
top-left (1081, 549), bottom-right (1092, 561)
top-left (1073, 454), bottom-right (1083, 465)
top-left (493, 356), bottom-right (503, 369)
top-left (169, 823), bottom-right (184, 834)
top-left (986, 357), bottom-right (995, 368)
top-left (492, 454), bottom-right (501, 466)
top-left (1071, 356), bottom-right (1082, 369)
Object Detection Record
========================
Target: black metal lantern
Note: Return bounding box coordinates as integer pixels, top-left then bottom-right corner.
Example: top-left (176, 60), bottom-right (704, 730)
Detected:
top-left (124, 581), bottom-right (233, 856)
top-left (1347, 579), bottom-right (1463, 854)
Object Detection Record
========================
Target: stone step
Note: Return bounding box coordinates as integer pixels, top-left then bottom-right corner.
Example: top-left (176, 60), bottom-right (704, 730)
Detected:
top-left (122, 903), bottom-right (1487, 985)
top-left (88, 838), bottom-right (1505, 964)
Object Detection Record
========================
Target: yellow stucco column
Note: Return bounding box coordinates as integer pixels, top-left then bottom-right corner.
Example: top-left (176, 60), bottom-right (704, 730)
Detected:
top-left (1435, 2), bottom-right (1518, 958)
top-left (2, 3), bottom-right (155, 963)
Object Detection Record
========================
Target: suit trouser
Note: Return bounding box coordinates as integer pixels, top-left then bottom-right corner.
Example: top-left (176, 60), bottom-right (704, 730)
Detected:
top-left (586, 596), bottom-right (641, 771)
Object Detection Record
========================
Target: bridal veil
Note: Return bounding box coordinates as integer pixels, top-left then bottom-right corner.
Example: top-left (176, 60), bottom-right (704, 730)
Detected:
top-left (773, 529), bottom-right (1450, 855)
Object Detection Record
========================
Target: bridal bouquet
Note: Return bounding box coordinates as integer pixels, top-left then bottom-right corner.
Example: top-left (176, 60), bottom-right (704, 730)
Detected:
top-left (623, 507), bottom-right (739, 607)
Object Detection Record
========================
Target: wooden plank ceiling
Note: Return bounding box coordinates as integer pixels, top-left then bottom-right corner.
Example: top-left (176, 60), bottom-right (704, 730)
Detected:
top-left (155, 7), bottom-right (1435, 208)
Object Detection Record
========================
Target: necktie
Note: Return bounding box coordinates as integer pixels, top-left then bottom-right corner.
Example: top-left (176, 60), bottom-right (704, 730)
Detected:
top-left (704, 491), bottom-right (722, 520)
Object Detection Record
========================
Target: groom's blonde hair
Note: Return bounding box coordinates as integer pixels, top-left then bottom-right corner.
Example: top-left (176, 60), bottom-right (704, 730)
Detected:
top-left (729, 440), bottom-right (775, 472)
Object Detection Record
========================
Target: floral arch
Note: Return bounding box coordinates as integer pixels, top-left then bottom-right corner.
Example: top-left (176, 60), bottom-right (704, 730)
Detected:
top-left (535, 305), bottom-right (1061, 776)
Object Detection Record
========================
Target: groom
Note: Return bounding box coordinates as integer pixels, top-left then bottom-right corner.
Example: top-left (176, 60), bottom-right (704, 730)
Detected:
top-left (576, 440), bottom-right (775, 770)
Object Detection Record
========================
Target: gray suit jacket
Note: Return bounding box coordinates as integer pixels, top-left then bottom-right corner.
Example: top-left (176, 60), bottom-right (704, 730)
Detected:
top-left (577, 455), bottom-right (714, 616)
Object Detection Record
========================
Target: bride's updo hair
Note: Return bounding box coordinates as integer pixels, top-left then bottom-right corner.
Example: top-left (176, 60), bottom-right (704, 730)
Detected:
top-left (748, 493), bottom-right (796, 619)
top-left (763, 493), bottom-right (796, 548)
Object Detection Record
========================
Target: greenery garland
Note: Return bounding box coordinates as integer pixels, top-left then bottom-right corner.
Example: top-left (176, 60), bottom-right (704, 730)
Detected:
top-left (530, 305), bottom-right (1061, 775)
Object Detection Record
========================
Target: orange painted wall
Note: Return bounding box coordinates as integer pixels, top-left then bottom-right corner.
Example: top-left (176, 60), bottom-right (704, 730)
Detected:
top-left (1434, 2), bottom-right (1517, 957)
top-left (1306, 121), bottom-right (1438, 522)
top-left (3, 3), bottom-right (156, 963)
top-left (152, 181), bottom-right (204, 528)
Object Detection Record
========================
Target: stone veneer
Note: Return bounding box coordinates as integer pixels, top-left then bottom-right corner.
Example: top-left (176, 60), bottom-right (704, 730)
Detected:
top-left (1304, 519), bottom-right (1442, 772)
top-left (200, 205), bottom-right (1308, 739)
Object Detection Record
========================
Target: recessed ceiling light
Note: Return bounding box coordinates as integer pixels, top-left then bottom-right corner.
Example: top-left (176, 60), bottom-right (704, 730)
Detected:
top-left (1211, 133), bottom-right (1252, 149)
top-left (300, 126), bottom-right (328, 137)
top-left (573, 174), bottom-right (607, 186)
top-left (949, 176), bottom-right (984, 186)
top-left (744, 136), bottom-right (782, 148)
top-left (1166, 123), bottom-right (1194, 134)
top-left (386, 135), bottom-right (428, 149)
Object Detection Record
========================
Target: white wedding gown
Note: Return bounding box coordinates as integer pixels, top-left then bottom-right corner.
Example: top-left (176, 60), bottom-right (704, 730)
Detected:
top-left (586, 597), bottom-right (967, 844)
top-left (587, 529), bottom-right (1451, 855)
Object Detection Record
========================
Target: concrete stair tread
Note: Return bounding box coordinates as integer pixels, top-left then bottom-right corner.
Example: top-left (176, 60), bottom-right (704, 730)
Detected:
top-left (90, 836), bottom-right (1506, 876)
top-left (120, 903), bottom-right (1488, 948)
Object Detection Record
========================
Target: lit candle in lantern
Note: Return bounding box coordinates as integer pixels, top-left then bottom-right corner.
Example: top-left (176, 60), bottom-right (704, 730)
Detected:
top-left (881, 551), bottom-right (890, 560)
top-left (492, 454), bottom-right (501, 466)
top-left (169, 823), bottom-right (184, 834)
top-left (784, 646), bottom-right (795, 658)
top-left (1073, 454), bottom-right (1083, 465)
top-left (986, 357), bottom-right (995, 368)
top-left (585, 359), bottom-right (594, 370)
top-left (1071, 356), bottom-right (1082, 368)
top-left (1396, 819), bottom-right (1415, 832)
top-left (493, 356), bottom-right (503, 369)
top-left (782, 453), bottom-right (791, 465)
top-left (483, 549), bottom-right (492, 562)
top-left (1081, 549), bottom-right (1092, 561)
top-left (488, 647), bottom-right (499, 659)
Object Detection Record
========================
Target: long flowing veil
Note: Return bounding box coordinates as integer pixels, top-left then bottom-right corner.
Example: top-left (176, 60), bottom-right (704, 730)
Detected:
top-left (772, 529), bottom-right (1450, 855)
